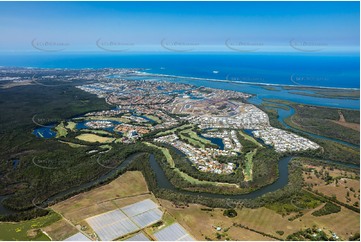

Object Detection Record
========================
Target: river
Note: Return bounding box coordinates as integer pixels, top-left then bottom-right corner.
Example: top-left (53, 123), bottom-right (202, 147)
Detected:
top-left (1, 148), bottom-right (358, 216)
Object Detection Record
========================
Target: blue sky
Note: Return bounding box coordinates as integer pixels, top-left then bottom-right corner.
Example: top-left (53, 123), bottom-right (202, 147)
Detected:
top-left (0, 1), bottom-right (359, 53)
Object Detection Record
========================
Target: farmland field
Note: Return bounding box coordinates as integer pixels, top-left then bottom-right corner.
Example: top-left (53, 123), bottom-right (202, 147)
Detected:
top-left (0, 212), bottom-right (60, 241)
top-left (302, 163), bottom-right (360, 206)
top-left (159, 198), bottom-right (359, 241)
top-left (42, 219), bottom-right (78, 241)
top-left (51, 171), bottom-right (149, 224)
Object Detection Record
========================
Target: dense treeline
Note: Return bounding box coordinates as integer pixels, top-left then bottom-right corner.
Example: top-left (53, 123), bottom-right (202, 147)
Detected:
top-left (0, 208), bottom-right (50, 222)
top-left (260, 103), bottom-right (360, 164)
top-left (248, 148), bottom-right (280, 189)
top-left (311, 202), bottom-right (341, 217)
top-left (1, 143), bottom-right (153, 211)
top-left (237, 132), bottom-right (259, 153)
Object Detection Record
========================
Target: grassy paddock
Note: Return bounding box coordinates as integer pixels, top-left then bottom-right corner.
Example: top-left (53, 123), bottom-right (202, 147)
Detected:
top-left (75, 133), bottom-right (115, 143)
top-left (0, 212), bottom-right (61, 241)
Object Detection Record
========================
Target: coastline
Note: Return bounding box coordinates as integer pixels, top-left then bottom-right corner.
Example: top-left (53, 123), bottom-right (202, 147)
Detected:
top-left (138, 71), bottom-right (361, 91)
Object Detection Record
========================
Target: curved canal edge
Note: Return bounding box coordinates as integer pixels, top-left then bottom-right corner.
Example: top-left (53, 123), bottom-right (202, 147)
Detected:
top-left (1, 151), bottom-right (359, 217)
top-left (264, 100), bottom-right (359, 149)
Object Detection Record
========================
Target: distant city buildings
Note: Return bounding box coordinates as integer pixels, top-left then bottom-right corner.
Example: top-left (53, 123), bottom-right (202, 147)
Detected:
top-left (73, 68), bottom-right (320, 173)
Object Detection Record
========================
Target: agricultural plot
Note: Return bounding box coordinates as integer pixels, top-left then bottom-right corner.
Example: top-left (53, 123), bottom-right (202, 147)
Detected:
top-left (154, 223), bottom-right (194, 241)
top-left (85, 199), bottom-right (163, 241)
top-left (64, 232), bottom-right (90, 241)
top-left (121, 199), bottom-right (159, 217)
top-left (86, 210), bottom-right (139, 241)
top-left (125, 232), bottom-right (150, 241)
top-left (131, 208), bottom-right (163, 228)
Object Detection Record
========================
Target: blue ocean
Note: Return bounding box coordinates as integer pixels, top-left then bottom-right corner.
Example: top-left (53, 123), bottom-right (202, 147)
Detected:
top-left (0, 52), bottom-right (359, 89)
top-left (0, 52), bottom-right (359, 109)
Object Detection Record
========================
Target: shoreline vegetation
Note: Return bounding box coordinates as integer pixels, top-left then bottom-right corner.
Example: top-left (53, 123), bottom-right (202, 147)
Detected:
top-left (262, 98), bottom-right (360, 145)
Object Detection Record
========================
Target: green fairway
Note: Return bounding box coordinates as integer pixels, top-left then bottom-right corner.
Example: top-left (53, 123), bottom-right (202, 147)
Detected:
top-left (244, 149), bottom-right (256, 181)
top-left (156, 124), bottom-right (193, 137)
top-left (144, 115), bottom-right (162, 124)
top-left (54, 121), bottom-right (68, 138)
top-left (144, 142), bottom-right (175, 168)
top-left (174, 168), bottom-right (239, 188)
top-left (65, 121), bottom-right (77, 131)
top-left (0, 212), bottom-right (61, 241)
top-left (239, 130), bottom-right (262, 147)
top-left (179, 129), bottom-right (213, 149)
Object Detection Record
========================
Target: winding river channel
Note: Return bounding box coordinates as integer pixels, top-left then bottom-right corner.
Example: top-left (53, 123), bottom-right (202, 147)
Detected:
top-left (259, 99), bottom-right (360, 149)
top-left (2, 75), bottom-right (359, 217)
top-left (1, 149), bottom-right (358, 216)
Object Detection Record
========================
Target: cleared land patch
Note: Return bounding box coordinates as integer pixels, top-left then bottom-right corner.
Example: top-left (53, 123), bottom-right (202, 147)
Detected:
top-left (42, 219), bottom-right (79, 241)
top-left (75, 133), bottom-right (115, 143)
top-left (0, 212), bottom-right (60, 241)
top-left (51, 171), bottom-right (149, 224)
